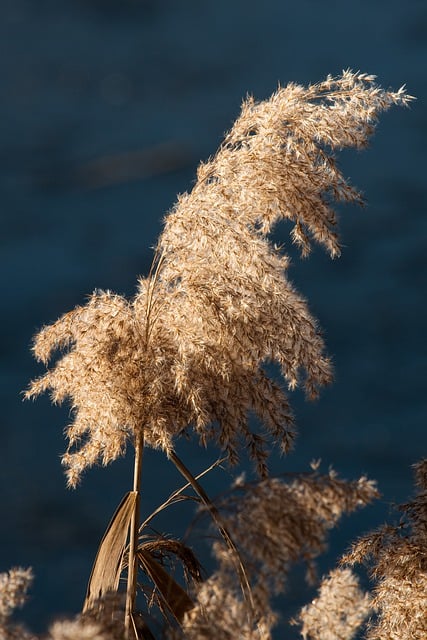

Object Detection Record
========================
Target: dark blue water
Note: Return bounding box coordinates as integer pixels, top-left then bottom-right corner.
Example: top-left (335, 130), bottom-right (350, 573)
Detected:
top-left (1, 1), bottom-right (426, 636)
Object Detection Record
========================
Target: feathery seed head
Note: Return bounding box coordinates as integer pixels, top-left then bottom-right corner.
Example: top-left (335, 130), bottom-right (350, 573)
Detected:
top-left (342, 459), bottom-right (427, 639)
top-left (26, 72), bottom-right (411, 486)
top-left (212, 470), bottom-right (379, 593)
top-left (295, 567), bottom-right (372, 640)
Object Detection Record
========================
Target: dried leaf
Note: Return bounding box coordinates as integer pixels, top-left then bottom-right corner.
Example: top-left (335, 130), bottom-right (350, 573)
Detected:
top-left (137, 549), bottom-right (194, 623)
top-left (84, 491), bottom-right (137, 611)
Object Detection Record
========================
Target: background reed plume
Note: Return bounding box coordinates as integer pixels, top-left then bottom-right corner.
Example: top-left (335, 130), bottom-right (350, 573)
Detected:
top-left (296, 459), bottom-right (427, 640)
top-left (8, 71), bottom-right (417, 638)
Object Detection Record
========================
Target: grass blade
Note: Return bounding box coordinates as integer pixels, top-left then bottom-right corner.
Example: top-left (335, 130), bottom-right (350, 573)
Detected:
top-left (137, 549), bottom-right (194, 623)
top-left (84, 491), bottom-right (137, 612)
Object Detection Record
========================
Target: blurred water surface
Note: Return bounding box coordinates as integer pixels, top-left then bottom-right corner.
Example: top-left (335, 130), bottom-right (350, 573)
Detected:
top-left (1, 0), bottom-right (426, 635)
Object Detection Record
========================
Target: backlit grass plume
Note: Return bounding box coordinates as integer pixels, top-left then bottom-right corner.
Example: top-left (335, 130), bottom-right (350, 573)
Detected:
top-left (26, 71), bottom-right (410, 487)
top-left (295, 568), bottom-right (372, 640)
top-left (179, 469), bottom-right (379, 639)
top-left (22, 71), bottom-right (413, 638)
top-left (0, 568), bottom-right (34, 640)
top-left (214, 470), bottom-right (379, 592)
top-left (293, 460), bottom-right (427, 640)
top-left (341, 459), bottom-right (427, 640)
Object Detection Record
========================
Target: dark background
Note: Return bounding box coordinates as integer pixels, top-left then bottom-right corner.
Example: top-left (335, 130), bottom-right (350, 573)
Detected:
top-left (1, 0), bottom-right (426, 636)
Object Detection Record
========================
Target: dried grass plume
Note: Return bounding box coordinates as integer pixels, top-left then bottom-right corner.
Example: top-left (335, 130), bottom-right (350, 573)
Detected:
top-left (0, 567), bottom-right (34, 640)
top-left (25, 71), bottom-right (412, 488)
top-left (342, 459), bottom-right (427, 640)
top-left (295, 567), bottom-right (372, 640)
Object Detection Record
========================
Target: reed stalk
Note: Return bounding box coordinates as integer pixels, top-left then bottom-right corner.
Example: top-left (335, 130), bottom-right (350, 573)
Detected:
top-left (125, 431), bottom-right (144, 638)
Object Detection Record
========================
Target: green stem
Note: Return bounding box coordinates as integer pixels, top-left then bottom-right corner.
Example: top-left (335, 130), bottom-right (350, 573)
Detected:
top-left (125, 431), bottom-right (144, 638)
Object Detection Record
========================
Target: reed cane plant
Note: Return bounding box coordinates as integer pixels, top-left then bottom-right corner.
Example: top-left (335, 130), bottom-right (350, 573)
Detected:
top-left (2, 71), bottom-right (420, 639)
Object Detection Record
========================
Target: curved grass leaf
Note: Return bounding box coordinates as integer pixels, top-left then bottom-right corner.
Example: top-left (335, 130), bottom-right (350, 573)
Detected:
top-left (84, 491), bottom-right (137, 611)
top-left (137, 548), bottom-right (194, 623)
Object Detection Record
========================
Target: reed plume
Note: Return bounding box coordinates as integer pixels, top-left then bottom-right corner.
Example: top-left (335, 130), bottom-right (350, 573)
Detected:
top-left (342, 459), bottom-right (427, 640)
top-left (179, 469), bottom-right (378, 640)
top-left (17, 71), bottom-right (414, 638)
top-left (0, 568), bottom-right (34, 640)
top-left (214, 470), bottom-right (379, 591)
top-left (26, 71), bottom-right (411, 487)
top-left (292, 460), bottom-right (427, 640)
top-left (295, 568), bottom-right (372, 640)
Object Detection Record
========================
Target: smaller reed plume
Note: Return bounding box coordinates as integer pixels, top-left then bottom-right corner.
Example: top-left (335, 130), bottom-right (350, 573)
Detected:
top-left (341, 459), bottom-right (427, 640)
